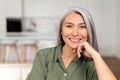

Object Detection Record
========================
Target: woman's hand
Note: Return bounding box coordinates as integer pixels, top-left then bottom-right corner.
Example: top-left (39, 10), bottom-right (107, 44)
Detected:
top-left (76, 42), bottom-right (117, 80)
top-left (77, 42), bottom-right (98, 58)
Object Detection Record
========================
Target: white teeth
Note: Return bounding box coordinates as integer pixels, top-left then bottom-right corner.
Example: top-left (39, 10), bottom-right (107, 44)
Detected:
top-left (70, 38), bottom-right (81, 42)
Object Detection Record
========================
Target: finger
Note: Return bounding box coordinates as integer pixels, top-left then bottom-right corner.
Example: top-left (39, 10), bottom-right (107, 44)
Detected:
top-left (78, 42), bottom-right (84, 48)
top-left (77, 49), bottom-right (81, 58)
top-left (72, 49), bottom-right (77, 54)
top-left (83, 51), bottom-right (91, 58)
top-left (77, 45), bottom-right (82, 51)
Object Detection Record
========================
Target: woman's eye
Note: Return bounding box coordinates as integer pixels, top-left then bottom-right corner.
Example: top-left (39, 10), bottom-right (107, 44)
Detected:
top-left (66, 25), bottom-right (72, 28)
top-left (79, 26), bottom-right (86, 28)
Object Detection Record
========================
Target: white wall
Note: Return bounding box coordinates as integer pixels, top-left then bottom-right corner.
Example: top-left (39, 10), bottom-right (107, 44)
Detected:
top-left (24, 0), bottom-right (85, 17)
top-left (0, 0), bottom-right (6, 38)
top-left (117, 0), bottom-right (120, 58)
top-left (5, 0), bottom-right (22, 18)
top-left (98, 0), bottom-right (118, 56)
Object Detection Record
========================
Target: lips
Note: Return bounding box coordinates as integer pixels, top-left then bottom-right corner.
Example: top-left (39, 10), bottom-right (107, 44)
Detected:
top-left (69, 38), bottom-right (82, 43)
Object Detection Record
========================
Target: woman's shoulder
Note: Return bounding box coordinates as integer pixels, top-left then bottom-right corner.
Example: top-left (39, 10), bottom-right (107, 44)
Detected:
top-left (36, 45), bottom-right (61, 58)
top-left (34, 45), bottom-right (62, 64)
top-left (36, 47), bottom-right (54, 55)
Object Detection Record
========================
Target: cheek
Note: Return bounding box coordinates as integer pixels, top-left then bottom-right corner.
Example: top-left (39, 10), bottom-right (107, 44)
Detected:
top-left (80, 30), bottom-right (88, 39)
top-left (61, 28), bottom-right (71, 37)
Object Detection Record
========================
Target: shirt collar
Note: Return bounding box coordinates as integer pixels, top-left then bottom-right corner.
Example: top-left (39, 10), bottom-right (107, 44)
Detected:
top-left (54, 45), bottom-right (62, 62)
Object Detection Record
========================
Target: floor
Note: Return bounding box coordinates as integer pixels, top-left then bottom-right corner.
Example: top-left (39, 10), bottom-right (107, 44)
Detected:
top-left (103, 57), bottom-right (120, 80)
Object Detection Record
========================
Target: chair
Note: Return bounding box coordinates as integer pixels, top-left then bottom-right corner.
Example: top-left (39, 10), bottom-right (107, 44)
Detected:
top-left (0, 40), bottom-right (20, 63)
top-left (20, 40), bottom-right (38, 63)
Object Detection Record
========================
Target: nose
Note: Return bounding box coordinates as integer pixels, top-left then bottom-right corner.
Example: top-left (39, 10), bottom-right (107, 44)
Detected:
top-left (72, 27), bottom-right (79, 36)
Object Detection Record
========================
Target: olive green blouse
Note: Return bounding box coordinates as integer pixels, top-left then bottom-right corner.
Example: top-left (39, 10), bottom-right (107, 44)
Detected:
top-left (26, 45), bottom-right (98, 80)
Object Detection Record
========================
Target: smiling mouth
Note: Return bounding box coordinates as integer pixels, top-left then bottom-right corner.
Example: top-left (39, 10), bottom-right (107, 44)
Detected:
top-left (69, 38), bottom-right (82, 43)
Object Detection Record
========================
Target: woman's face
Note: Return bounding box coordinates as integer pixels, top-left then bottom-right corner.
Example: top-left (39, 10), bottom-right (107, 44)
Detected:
top-left (61, 12), bottom-right (88, 49)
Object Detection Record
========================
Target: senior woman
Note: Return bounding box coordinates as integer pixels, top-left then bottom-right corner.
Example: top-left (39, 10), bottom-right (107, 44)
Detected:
top-left (26, 7), bottom-right (116, 80)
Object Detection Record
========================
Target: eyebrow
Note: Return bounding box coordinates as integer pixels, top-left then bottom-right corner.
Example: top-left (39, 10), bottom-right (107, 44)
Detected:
top-left (79, 23), bottom-right (86, 25)
top-left (64, 22), bottom-right (73, 25)
top-left (64, 22), bottom-right (85, 25)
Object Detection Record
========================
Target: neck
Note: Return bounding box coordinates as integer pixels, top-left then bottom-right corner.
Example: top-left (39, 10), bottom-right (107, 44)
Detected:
top-left (61, 45), bottom-right (77, 68)
top-left (62, 45), bottom-right (77, 61)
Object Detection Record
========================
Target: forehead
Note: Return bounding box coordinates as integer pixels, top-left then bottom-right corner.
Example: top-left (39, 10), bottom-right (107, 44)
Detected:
top-left (63, 12), bottom-right (84, 23)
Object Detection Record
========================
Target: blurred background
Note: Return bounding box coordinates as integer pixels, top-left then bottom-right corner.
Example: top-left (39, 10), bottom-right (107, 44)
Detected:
top-left (0, 0), bottom-right (120, 80)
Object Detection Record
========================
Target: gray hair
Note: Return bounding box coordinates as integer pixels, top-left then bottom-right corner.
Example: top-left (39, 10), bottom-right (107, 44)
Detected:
top-left (57, 7), bottom-right (99, 51)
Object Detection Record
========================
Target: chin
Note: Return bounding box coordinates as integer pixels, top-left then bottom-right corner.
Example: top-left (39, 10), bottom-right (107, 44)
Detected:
top-left (70, 44), bottom-right (78, 49)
